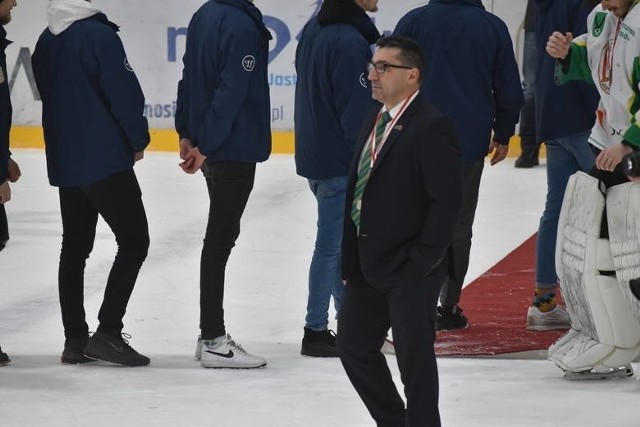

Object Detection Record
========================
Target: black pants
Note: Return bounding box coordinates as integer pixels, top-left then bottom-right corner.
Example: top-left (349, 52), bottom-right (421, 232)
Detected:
top-left (200, 161), bottom-right (256, 340)
top-left (440, 159), bottom-right (484, 307)
top-left (58, 169), bottom-right (149, 339)
top-left (337, 264), bottom-right (443, 427)
top-left (0, 204), bottom-right (8, 249)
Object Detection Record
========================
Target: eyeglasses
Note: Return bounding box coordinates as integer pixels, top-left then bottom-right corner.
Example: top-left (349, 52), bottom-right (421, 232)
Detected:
top-left (367, 61), bottom-right (414, 74)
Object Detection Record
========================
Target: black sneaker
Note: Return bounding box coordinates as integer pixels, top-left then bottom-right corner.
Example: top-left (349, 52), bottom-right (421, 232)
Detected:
top-left (630, 278), bottom-right (640, 301)
top-left (61, 337), bottom-right (94, 364)
top-left (514, 151), bottom-right (539, 168)
top-left (436, 305), bottom-right (469, 331)
top-left (301, 327), bottom-right (338, 357)
top-left (83, 332), bottom-right (150, 367)
top-left (0, 346), bottom-right (10, 366)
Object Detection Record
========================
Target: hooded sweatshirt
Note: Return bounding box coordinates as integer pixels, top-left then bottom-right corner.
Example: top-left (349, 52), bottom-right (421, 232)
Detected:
top-left (31, 0), bottom-right (150, 187)
top-left (294, 0), bottom-right (381, 179)
top-left (394, 0), bottom-right (524, 162)
top-left (557, 0), bottom-right (640, 150)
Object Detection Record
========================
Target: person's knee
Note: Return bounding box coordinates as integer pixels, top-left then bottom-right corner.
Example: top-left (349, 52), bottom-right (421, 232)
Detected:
top-left (60, 237), bottom-right (94, 262)
top-left (118, 230), bottom-right (149, 263)
top-left (203, 227), bottom-right (240, 252)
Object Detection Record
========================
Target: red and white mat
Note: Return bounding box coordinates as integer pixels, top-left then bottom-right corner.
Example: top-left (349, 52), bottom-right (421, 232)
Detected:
top-left (435, 234), bottom-right (565, 357)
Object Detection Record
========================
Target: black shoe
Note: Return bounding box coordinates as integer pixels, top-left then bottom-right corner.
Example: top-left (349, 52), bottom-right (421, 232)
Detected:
top-left (436, 305), bottom-right (469, 331)
top-left (0, 346), bottom-right (10, 366)
top-left (301, 327), bottom-right (339, 357)
top-left (630, 278), bottom-right (640, 301)
top-left (0, 239), bottom-right (7, 252)
top-left (514, 151), bottom-right (539, 168)
top-left (83, 332), bottom-right (150, 367)
top-left (61, 337), bottom-right (94, 364)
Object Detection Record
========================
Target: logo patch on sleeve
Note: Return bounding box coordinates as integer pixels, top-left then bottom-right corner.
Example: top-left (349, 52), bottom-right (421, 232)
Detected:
top-left (242, 55), bottom-right (256, 72)
top-left (124, 58), bottom-right (134, 72)
top-left (359, 72), bottom-right (368, 88)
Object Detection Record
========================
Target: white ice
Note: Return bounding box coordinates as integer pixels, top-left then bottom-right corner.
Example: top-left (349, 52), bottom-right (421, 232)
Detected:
top-left (0, 150), bottom-right (638, 427)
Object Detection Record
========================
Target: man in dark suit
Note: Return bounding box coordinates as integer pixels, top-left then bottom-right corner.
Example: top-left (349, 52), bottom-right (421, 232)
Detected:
top-left (336, 35), bottom-right (463, 427)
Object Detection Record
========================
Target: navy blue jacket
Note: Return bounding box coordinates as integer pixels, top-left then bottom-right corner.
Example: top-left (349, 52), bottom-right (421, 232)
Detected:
top-left (294, 0), bottom-right (380, 179)
top-left (0, 26), bottom-right (11, 183)
top-left (394, 0), bottom-right (524, 162)
top-left (534, 0), bottom-right (598, 142)
top-left (176, 0), bottom-right (272, 163)
top-left (32, 14), bottom-right (149, 187)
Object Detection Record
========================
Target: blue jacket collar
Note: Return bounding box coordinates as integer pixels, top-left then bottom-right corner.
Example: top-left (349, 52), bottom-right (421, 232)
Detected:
top-left (214, 0), bottom-right (273, 40)
top-left (317, 0), bottom-right (381, 44)
top-left (431, 0), bottom-right (485, 9)
top-left (534, 0), bottom-right (552, 11)
top-left (89, 13), bottom-right (120, 32)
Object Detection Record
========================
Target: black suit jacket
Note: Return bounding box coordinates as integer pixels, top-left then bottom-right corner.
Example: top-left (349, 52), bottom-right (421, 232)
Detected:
top-left (342, 95), bottom-right (463, 285)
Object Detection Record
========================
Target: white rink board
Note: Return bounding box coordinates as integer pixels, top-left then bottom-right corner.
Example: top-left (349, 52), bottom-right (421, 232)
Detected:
top-left (5, 0), bottom-right (527, 130)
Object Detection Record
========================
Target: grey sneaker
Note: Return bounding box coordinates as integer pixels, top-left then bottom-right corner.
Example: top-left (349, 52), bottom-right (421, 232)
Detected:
top-left (194, 336), bottom-right (203, 361)
top-left (200, 334), bottom-right (266, 369)
top-left (527, 305), bottom-right (570, 331)
top-left (83, 332), bottom-right (150, 367)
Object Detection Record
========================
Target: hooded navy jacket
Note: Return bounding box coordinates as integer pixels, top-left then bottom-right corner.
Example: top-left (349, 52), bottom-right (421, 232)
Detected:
top-left (294, 0), bottom-right (380, 180)
top-left (0, 26), bottom-right (11, 183)
top-left (32, 14), bottom-right (150, 187)
top-left (176, 0), bottom-right (272, 163)
top-left (534, 0), bottom-right (598, 142)
top-left (394, 0), bottom-right (524, 162)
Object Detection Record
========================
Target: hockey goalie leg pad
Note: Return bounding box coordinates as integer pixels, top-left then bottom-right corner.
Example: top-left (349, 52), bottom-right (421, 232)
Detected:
top-left (554, 172), bottom-right (605, 329)
top-left (550, 172), bottom-right (640, 374)
top-left (607, 182), bottom-right (640, 324)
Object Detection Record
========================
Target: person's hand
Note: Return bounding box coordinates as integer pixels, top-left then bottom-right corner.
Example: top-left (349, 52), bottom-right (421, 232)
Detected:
top-left (180, 146), bottom-right (207, 174)
top-left (179, 138), bottom-right (196, 171)
top-left (179, 138), bottom-right (194, 160)
top-left (596, 143), bottom-right (632, 172)
top-left (7, 158), bottom-right (21, 183)
top-left (134, 151), bottom-right (144, 162)
top-left (488, 140), bottom-right (508, 166)
top-left (547, 31), bottom-right (573, 59)
top-left (0, 181), bottom-right (11, 204)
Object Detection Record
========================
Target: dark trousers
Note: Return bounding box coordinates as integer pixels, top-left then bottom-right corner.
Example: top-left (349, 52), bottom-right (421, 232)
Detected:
top-left (199, 161), bottom-right (256, 340)
top-left (58, 169), bottom-right (149, 339)
top-left (0, 204), bottom-right (8, 249)
top-left (520, 30), bottom-right (539, 154)
top-left (440, 159), bottom-right (484, 306)
top-left (337, 264), bottom-right (443, 427)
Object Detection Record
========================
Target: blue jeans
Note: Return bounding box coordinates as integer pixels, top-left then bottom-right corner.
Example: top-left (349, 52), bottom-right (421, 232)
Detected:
top-left (535, 131), bottom-right (595, 288)
top-left (305, 176), bottom-right (347, 330)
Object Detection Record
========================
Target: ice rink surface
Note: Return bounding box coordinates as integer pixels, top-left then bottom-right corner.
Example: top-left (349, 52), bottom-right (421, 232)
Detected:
top-left (1, 150), bottom-right (638, 427)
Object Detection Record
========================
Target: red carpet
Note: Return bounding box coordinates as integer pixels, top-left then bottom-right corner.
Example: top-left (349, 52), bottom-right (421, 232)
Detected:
top-left (435, 234), bottom-right (565, 356)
